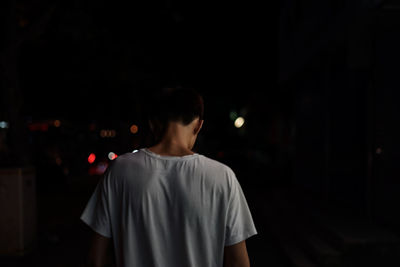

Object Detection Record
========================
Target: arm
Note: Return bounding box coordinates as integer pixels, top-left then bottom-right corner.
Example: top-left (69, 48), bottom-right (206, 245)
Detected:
top-left (223, 240), bottom-right (251, 267)
top-left (85, 232), bottom-right (112, 267)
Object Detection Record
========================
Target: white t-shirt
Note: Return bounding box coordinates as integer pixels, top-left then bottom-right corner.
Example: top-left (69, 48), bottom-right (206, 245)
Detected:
top-left (81, 148), bottom-right (257, 267)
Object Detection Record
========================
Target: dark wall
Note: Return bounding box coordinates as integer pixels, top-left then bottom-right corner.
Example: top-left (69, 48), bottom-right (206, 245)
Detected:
top-left (372, 8), bottom-right (400, 227)
top-left (279, 1), bottom-right (400, 227)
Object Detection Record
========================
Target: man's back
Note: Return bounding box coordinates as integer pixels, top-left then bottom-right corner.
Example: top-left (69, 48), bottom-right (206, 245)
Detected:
top-left (81, 148), bottom-right (257, 267)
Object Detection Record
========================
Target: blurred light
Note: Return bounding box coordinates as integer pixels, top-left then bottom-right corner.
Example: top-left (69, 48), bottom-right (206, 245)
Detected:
top-left (229, 111), bottom-right (238, 121)
top-left (89, 162), bottom-right (108, 176)
top-left (234, 117), bottom-right (245, 128)
top-left (41, 124), bottom-right (49, 131)
top-left (130, 124), bottom-right (139, 134)
top-left (376, 147), bottom-right (383, 155)
top-left (96, 162), bottom-right (108, 174)
top-left (28, 122), bottom-right (48, 132)
top-left (132, 150), bottom-right (139, 153)
top-left (100, 129), bottom-right (116, 138)
top-left (108, 152), bottom-right (118, 160)
top-left (56, 157), bottom-right (62, 166)
top-left (0, 121), bottom-right (9, 129)
top-left (88, 153), bottom-right (96, 164)
top-left (54, 120), bottom-right (61, 127)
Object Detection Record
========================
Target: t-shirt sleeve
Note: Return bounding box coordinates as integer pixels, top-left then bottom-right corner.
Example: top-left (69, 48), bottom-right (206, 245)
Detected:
top-left (80, 176), bottom-right (112, 238)
top-left (225, 174), bottom-right (257, 246)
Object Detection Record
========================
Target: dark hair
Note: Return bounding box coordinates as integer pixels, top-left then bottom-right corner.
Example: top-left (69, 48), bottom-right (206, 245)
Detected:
top-left (146, 87), bottom-right (204, 145)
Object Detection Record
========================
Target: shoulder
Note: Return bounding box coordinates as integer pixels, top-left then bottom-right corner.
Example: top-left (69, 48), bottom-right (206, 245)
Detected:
top-left (101, 150), bottom-right (147, 188)
top-left (197, 154), bottom-right (237, 181)
top-left (114, 150), bottom-right (142, 163)
top-left (105, 150), bottom-right (144, 175)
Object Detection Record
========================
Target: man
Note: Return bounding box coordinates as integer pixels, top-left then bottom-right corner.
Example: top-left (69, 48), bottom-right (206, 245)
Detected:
top-left (81, 87), bottom-right (257, 267)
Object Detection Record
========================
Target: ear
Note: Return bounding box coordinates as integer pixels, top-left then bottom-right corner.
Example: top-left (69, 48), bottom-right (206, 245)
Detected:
top-left (193, 118), bottom-right (204, 135)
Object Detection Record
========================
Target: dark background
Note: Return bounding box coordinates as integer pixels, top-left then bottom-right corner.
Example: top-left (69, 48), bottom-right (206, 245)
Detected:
top-left (1, 0), bottom-right (400, 266)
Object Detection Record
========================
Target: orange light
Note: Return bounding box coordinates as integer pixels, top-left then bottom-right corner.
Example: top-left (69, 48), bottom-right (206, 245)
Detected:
top-left (100, 129), bottom-right (117, 138)
top-left (54, 120), bottom-right (61, 127)
top-left (88, 153), bottom-right (96, 164)
top-left (130, 124), bottom-right (139, 134)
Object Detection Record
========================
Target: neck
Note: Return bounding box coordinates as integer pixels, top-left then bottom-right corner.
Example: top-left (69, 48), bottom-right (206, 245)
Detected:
top-left (148, 142), bottom-right (193, 157)
top-left (148, 122), bottom-right (195, 157)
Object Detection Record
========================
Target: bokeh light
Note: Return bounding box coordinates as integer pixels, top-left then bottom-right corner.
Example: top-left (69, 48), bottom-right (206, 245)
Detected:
top-left (130, 124), bottom-right (139, 134)
top-left (108, 152), bottom-right (118, 160)
top-left (234, 117), bottom-right (245, 128)
top-left (88, 153), bottom-right (96, 164)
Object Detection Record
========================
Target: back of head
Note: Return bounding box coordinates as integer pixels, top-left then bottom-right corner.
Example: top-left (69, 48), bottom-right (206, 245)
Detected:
top-left (146, 87), bottom-right (204, 145)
